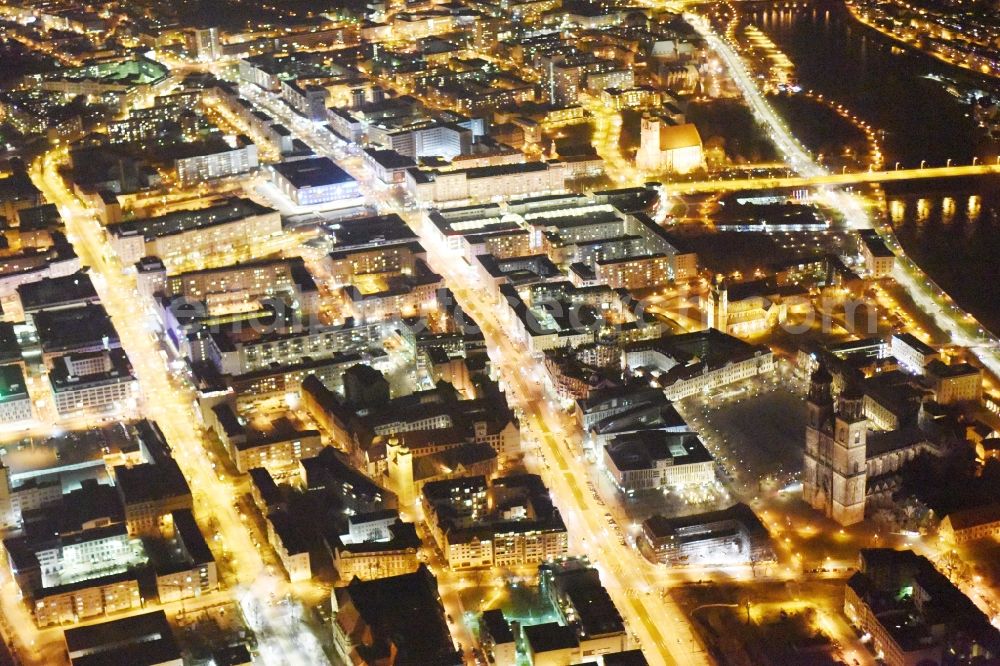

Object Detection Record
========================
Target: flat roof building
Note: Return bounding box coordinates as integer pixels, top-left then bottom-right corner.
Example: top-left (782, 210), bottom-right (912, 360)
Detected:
top-left (33, 304), bottom-right (119, 359)
top-left (270, 157), bottom-right (359, 206)
top-left (108, 198), bottom-right (282, 268)
top-left (603, 430), bottom-right (714, 494)
top-left (63, 610), bottom-right (181, 666)
top-left (640, 503), bottom-right (773, 565)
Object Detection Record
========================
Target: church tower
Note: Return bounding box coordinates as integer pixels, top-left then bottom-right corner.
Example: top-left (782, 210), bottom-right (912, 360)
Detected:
top-left (386, 436), bottom-right (414, 507)
top-left (0, 462), bottom-right (14, 529)
top-left (636, 115), bottom-right (661, 171)
top-left (830, 386), bottom-right (867, 525)
top-left (707, 276), bottom-right (728, 333)
top-left (802, 364), bottom-right (834, 511)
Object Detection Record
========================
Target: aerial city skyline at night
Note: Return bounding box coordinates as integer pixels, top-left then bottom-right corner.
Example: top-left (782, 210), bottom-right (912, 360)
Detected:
top-left (0, 0), bottom-right (997, 663)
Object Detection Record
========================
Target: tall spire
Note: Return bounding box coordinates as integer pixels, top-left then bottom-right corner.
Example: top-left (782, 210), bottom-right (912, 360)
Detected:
top-left (808, 362), bottom-right (833, 405)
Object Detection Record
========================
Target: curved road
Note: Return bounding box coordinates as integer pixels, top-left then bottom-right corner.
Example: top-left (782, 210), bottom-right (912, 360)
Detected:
top-left (685, 13), bottom-right (1000, 383)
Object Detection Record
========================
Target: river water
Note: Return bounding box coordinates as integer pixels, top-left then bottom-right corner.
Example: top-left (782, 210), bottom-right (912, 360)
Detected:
top-left (744, 2), bottom-right (1000, 333)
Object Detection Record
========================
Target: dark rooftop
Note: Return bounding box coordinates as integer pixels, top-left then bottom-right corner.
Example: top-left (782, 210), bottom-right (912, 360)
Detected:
top-left (926, 358), bottom-right (981, 379)
top-left (18, 271), bottom-right (98, 313)
top-left (480, 608), bottom-right (514, 644)
top-left (0, 322), bottom-right (19, 365)
top-left (340, 520), bottom-right (422, 554)
top-left (211, 645), bottom-right (252, 666)
top-left (171, 508), bottom-right (213, 565)
top-left (49, 349), bottom-right (134, 392)
top-left (33, 304), bottom-right (118, 354)
top-left (603, 649), bottom-right (651, 666)
top-left (542, 561), bottom-right (624, 638)
top-left (523, 622), bottom-right (579, 653)
top-left (364, 147), bottom-right (417, 170)
top-left (643, 503), bottom-right (768, 540)
top-left (110, 197), bottom-right (274, 242)
top-left (272, 157), bottom-right (355, 189)
top-left (16, 204), bottom-right (60, 230)
top-left (337, 565), bottom-right (461, 666)
top-left (64, 609), bottom-right (175, 654)
top-left (0, 171), bottom-right (40, 203)
top-left (605, 430), bottom-right (711, 472)
top-left (0, 364), bottom-right (27, 403)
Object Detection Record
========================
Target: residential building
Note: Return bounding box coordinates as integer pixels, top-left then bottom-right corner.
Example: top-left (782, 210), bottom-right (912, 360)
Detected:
top-left (939, 504), bottom-right (1000, 545)
top-left (844, 549), bottom-right (1000, 666)
top-left (421, 474), bottom-right (568, 570)
top-left (228, 421), bottom-right (325, 476)
top-left (330, 519), bottom-right (421, 581)
top-left (33, 573), bottom-right (142, 628)
top-left (860, 230), bottom-right (895, 278)
top-left (108, 198), bottom-right (282, 268)
top-left (174, 137), bottom-right (258, 185)
top-left (480, 609), bottom-right (517, 665)
top-left (154, 509), bottom-right (218, 603)
top-left (301, 447), bottom-right (398, 515)
top-left (331, 565), bottom-right (462, 665)
top-left (114, 421), bottom-right (193, 536)
top-left (406, 162), bottom-right (568, 205)
top-left (267, 511), bottom-right (312, 582)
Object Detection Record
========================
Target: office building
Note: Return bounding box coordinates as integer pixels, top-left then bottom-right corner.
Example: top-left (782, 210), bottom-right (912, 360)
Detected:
top-left (640, 503), bottom-right (773, 565)
top-left (0, 364), bottom-right (33, 426)
top-left (603, 431), bottom-right (715, 494)
top-left (270, 157), bottom-right (360, 206)
top-left (48, 349), bottom-right (140, 421)
top-left (539, 558), bottom-right (628, 659)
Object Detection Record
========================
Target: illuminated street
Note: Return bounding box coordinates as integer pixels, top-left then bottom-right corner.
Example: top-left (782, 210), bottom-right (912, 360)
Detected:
top-left (236, 73), bottom-right (708, 666)
top-left (27, 149), bottom-right (331, 665)
top-left (0, 0), bottom-right (998, 663)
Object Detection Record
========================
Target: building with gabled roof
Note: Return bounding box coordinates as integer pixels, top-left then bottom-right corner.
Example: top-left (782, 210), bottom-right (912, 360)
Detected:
top-left (331, 564), bottom-right (462, 665)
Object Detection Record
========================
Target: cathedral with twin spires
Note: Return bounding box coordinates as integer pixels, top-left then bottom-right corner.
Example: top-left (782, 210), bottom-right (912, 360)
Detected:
top-left (802, 365), bottom-right (868, 526)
